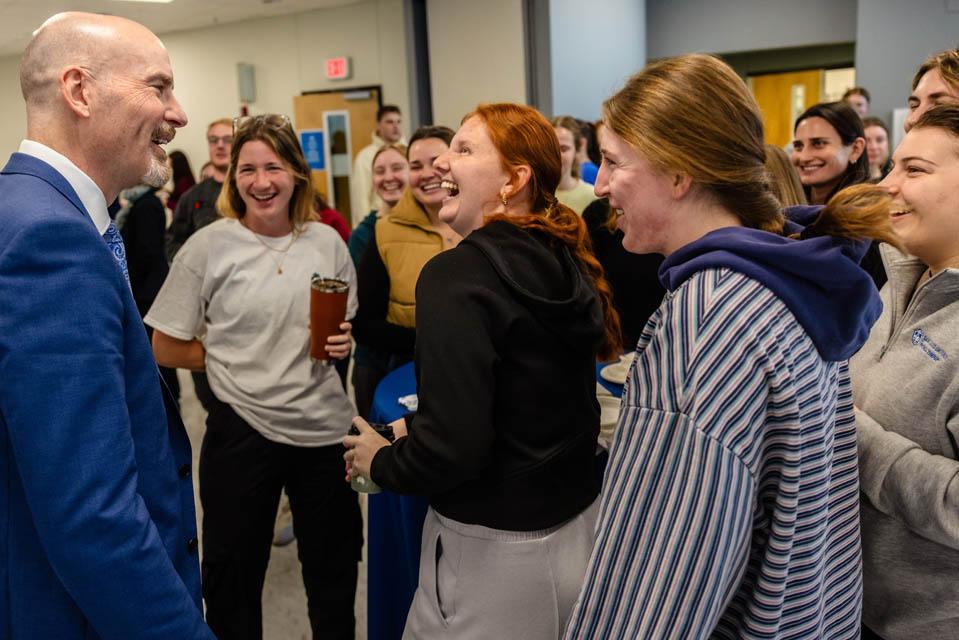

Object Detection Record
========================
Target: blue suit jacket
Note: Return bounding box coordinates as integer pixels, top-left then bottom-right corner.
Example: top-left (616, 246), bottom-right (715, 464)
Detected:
top-left (0, 153), bottom-right (214, 639)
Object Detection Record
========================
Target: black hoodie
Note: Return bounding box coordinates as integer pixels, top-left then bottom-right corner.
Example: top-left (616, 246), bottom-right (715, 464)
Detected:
top-left (370, 219), bottom-right (605, 530)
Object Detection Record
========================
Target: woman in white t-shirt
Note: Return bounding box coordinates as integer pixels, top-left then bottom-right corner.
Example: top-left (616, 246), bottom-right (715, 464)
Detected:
top-left (146, 114), bottom-right (361, 640)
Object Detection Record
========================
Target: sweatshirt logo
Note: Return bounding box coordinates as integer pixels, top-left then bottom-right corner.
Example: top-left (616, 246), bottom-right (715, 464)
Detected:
top-left (912, 329), bottom-right (948, 362)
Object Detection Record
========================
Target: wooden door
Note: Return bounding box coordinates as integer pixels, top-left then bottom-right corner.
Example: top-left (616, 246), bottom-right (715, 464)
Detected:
top-left (293, 88), bottom-right (380, 224)
top-left (750, 70), bottom-right (822, 148)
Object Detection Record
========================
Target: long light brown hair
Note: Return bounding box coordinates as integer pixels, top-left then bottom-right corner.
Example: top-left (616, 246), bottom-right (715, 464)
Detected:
top-left (217, 114), bottom-right (315, 231)
top-left (764, 144), bottom-right (806, 207)
top-left (603, 54), bottom-right (897, 247)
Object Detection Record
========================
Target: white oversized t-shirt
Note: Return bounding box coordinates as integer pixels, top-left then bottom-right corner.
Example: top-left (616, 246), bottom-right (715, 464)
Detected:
top-left (146, 218), bottom-right (357, 447)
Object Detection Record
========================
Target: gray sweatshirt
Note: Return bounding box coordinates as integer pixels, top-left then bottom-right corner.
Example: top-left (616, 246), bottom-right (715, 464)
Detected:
top-left (850, 244), bottom-right (959, 639)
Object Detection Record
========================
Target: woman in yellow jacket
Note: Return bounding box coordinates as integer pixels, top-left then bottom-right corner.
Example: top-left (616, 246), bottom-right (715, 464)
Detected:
top-left (351, 125), bottom-right (459, 417)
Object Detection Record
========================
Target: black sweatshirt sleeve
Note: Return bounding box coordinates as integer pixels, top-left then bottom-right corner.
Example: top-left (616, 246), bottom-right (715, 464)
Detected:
top-left (123, 196), bottom-right (169, 318)
top-left (165, 191), bottom-right (195, 263)
top-left (351, 233), bottom-right (416, 356)
top-left (131, 196), bottom-right (168, 266)
top-left (370, 249), bottom-right (497, 495)
top-left (140, 197), bottom-right (171, 303)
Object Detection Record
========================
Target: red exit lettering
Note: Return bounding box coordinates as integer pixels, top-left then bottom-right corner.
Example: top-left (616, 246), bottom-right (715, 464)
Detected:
top-left (326, 57), bottom-right (349, 80)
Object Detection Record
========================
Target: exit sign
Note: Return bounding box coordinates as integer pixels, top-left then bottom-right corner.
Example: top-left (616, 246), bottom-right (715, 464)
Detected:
top-left (326, 57), bottom-right (352, 81)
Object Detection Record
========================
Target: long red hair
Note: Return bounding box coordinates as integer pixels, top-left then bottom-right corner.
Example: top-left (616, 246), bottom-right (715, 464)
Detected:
top-left (466, 103), bottom-right (622, 360)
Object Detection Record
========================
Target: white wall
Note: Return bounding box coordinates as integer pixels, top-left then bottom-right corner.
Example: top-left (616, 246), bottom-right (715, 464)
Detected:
top-left (549, 0), bottom-right (645, 121)
top-left (856, 0), bottom-right (959, 128)
top-left (0, 0), bottom-right (410, 177)
top-left (427, 0), bottom-right (528, 129)
top-left (647, 0), bottom-right (857, 58)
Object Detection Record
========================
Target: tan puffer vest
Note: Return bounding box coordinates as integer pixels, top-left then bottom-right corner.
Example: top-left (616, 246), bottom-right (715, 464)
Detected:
top-left (375, 189), bottom-right (445, 328)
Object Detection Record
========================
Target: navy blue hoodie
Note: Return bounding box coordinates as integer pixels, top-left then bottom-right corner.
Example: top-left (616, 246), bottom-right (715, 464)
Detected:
top-left (658, 206), bottom-right (881, 361)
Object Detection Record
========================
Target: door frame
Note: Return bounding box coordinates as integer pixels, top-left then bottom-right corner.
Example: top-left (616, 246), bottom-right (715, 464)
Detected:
top-left (301, 84), bottom-right (384, 106)
top-left (319, 109), bottom-right (353, 208)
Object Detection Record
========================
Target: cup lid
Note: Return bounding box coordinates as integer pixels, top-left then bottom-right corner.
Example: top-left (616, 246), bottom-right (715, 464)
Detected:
top-left (311, 274), bottom-right (348, 292)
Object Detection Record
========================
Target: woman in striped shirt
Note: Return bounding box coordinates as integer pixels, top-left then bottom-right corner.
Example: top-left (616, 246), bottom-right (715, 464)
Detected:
top-left (565, 54), bottom-right (898, 639)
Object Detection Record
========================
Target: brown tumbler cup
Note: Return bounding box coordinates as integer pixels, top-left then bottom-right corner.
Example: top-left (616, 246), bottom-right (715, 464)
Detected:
top-left (310, 275), bottom-right (349, 362)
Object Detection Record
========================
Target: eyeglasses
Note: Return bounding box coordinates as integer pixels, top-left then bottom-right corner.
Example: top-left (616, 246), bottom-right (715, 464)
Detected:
top-left (207, 135), bottom-right (234, 146)
top-left (232, 114), bottom-right (293, 136)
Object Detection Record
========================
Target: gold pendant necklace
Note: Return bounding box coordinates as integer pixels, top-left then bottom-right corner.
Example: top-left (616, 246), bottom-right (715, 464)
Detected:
top-left (247, 224), bottom-right (298, 275)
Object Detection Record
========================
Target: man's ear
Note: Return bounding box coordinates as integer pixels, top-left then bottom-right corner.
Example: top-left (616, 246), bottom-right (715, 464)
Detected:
top-left (671, 171), bottom-right (693, 199)
top-left (60, 66), bottom-right (92, 118)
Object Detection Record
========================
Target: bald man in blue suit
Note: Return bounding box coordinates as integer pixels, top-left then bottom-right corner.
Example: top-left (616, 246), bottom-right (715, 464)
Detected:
top-left (0, 12), bottom-right (214, 639)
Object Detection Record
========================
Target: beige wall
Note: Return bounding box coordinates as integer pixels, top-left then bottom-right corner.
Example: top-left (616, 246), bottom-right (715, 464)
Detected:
top-left (426, 0), bottom-right (527, 129)
top-left (0, 0), bottom-right (410, 180)
top-left (0, 54), bottom-right (25, 159)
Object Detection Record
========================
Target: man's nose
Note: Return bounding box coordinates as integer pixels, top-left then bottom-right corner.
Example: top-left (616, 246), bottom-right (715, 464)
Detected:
top-left (166, 92), bottom-right (188, 128)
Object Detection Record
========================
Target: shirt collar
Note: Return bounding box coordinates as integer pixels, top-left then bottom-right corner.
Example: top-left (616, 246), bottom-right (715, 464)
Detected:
top-left (370, 132), bottom-right (408, 147)
top-left (18, 139), bottom-right (111, 234)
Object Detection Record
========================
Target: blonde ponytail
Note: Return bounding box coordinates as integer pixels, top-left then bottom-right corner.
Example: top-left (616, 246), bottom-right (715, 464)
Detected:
top-left (799, 183), bottom-right (902, 251)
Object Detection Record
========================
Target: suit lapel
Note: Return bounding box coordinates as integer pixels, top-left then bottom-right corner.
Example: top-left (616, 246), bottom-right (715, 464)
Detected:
top-left (2, 153), bottom-right (91, 220)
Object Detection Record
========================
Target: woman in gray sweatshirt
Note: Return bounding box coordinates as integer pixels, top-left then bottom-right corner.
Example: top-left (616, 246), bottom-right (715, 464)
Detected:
top-left (851, 104), bottom-right (959, 639)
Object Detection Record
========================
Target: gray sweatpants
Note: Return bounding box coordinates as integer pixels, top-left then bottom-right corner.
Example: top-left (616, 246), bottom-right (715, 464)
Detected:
top-left (403, 499), bottom-right (599, 639)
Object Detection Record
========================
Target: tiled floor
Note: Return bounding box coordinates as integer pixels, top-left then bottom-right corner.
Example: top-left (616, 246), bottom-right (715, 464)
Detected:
top-left (177, 370), bottom-right (368, 640)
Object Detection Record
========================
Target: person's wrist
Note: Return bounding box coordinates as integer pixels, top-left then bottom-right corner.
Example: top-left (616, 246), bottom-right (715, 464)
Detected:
top-left (369, 443), bottom-right (392, 484)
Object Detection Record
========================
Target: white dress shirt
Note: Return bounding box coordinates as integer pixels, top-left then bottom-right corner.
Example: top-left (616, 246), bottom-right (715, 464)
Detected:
top-left (18, 139), bottom-right (110, 234)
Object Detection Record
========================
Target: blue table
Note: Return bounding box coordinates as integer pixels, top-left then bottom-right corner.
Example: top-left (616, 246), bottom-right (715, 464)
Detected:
top-left (366, 364), bottom-right (427, 640)
top-left (596, 361), bottom-right (625, 397)
top-left (365, 361), bottom-right (624, 640)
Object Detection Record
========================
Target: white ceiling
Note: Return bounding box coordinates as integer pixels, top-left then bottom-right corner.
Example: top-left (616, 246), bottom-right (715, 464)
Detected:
top-left (0, 0), bottom-right (365, 57)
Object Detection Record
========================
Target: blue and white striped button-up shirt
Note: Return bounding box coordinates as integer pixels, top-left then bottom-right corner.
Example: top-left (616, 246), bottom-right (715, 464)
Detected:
top-left (566, 267), bottom-right (862, 639)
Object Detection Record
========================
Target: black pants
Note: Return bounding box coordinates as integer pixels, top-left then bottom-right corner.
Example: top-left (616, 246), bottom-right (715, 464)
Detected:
top-left (159, 365), bottom-right (180, 401)
top-left (199, 398), bottom-right (362, 640)
top-left (191, 370), bottom-right (216, 413)
top-left (351, 352), bottom-right (411, 419)
top-left (334, 356), bottom-right (349, 392)
top-left (143, 325), bottom-right (180, 401)
top-left (351, 362), bottom-right (387, 420)
top-left (861, 625), bottom-right (886, 640)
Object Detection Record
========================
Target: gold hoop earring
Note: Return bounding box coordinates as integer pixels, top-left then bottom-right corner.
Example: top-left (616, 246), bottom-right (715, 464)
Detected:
top-left (501, 192), bottom-right (509, 207)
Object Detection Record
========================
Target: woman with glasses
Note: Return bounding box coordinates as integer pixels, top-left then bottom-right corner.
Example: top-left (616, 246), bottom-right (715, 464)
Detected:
top-left (146, 114), bottom-right (361, 640)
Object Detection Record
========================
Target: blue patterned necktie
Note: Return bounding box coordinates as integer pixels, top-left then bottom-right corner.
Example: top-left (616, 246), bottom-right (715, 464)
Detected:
top-left (102, 220), bottom-right (130, 284)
